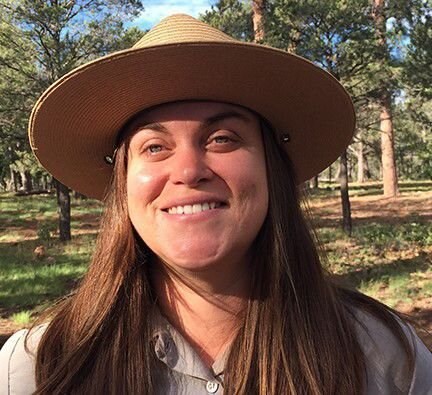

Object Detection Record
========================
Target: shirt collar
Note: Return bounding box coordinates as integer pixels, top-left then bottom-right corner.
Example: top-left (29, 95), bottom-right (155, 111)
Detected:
top-left (152, 308), bottom-right (227, 380)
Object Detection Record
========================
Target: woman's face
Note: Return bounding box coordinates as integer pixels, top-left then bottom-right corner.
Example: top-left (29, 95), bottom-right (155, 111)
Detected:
top-left (126, 101), bottom-right (268, 274)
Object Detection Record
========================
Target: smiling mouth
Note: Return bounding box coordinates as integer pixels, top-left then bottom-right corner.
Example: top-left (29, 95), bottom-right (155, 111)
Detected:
top-left (163, 202), bottom-right (227, 215)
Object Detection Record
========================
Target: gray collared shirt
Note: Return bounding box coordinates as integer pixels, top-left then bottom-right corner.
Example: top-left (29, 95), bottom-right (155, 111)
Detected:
top-left (1, 310), bottom-right (432, 394)
top-left (151, 312), bottom-right (226, 394)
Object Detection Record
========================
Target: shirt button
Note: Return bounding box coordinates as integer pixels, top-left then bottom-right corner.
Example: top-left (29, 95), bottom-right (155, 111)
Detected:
top-left (206, 380), bottom-right (219, 393)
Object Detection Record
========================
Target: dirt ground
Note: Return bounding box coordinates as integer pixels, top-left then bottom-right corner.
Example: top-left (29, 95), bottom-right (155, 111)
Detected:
top-left (309, 190), bottom-right (432, 226)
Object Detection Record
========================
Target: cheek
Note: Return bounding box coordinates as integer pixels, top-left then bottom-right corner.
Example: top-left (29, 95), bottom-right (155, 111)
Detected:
top-left (126, 166), bottom-right (164, 216)
top-left (216, 153), bottom-right (268, 210)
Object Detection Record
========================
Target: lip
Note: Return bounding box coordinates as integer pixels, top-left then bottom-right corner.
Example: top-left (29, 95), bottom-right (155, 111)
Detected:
top-left (160, 196), bottom-right (229, 211)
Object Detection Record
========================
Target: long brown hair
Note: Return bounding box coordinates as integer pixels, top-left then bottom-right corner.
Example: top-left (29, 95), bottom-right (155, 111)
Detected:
top-left (223, 120), bottom-right (414, 393)
top-left (31, 115), bottom-right (414, 394)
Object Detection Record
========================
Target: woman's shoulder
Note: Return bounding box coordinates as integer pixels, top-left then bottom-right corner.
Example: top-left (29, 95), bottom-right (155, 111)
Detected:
top-left (0, 325), bottom-right (47, 395)
top-left (352, 308), bottom-right (432, 394)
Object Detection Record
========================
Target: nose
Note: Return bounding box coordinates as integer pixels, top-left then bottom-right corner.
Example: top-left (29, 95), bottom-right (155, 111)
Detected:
top-left (169, 146), bottom-right (213, 186)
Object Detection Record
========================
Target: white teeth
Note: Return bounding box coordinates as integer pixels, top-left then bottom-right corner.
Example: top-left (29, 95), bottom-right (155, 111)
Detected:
top-left (166, 202), bottom-right (221, 215)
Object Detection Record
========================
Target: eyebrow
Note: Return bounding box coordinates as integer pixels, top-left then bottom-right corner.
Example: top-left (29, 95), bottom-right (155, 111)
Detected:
top-left (202, 110), bottom-right (253, 128)
top-left (136, 110), bottom-right (253, 134)
top-left (136, 122), bottom-right (168, 133)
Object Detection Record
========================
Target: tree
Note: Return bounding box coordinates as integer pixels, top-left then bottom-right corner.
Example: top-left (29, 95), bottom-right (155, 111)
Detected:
top-left (266, 0), bottom-right (377, 233)
top-left (372, 0), bottom-right (399, 197)
top-left (340, 151), bottom-right (352, 235)
top-left (0, 0), bottom-right (143, 241)
top-left (201, 0), bottom-right (254, 41)
top-left (403, 5), bottom-right (432, 100)
top-left (252, 0), bottom-right (266, 42)
top-left (0, 12), bottom-right (40, 188)
top-left (393, 101), bottom-right (432, 180)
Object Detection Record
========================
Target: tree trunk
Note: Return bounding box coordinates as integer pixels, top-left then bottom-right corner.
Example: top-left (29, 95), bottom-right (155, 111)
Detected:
top-left (24, 171), bottom-right (33, 192)
top-left (7, 166), bottom-right (14, 192)
top-left (364, 155), bottom-right (371, 179)
top-left (47, 175), bottom-right (53, 191)
top-left (74, 191), bottom-right (87, 200)
top-left (373, 0), bottom-right (399, 197)
top-left (41, 175), bottom-right (47, 190)
top-left (339, 150), bottom-right (352, 235)
top-left (19, 170), bottom-right (25, 190)
top-left (54, 178), bottom-right (71, 241)
top-left (335, 162), bottom-right (341, 181)
top-left (379, 92), bottom-right (399, 196)
top-left (252, 0), bottom-right (265, 42)
top-left (357, 137), bottom-right (365, 183)
top-left (309, 175), bottom-right (318, 189)
top-left (13, 171), bottom-right (19, 192)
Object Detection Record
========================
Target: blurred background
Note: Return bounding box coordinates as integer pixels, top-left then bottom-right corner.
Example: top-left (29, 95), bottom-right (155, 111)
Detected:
top-left (0, 0), bottom-right (431, 347)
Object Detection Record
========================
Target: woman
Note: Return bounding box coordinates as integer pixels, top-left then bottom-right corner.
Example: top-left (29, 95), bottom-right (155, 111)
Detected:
top-left (1, 14), bottom-right (431, 395)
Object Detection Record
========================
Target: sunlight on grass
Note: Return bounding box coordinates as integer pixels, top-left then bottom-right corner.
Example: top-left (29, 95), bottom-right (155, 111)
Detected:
top-left (0, 260), bottom-right (89, 309)
top-left (10, 310), bottom-right (32, 326)
top-left (358, 280), bottom-right (383, 298)
top-left (0, 221), bottom-right (95, 311)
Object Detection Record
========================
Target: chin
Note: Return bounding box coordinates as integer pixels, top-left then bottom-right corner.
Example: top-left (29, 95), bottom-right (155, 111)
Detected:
top-left (163, 254), bottom-right (224, 273)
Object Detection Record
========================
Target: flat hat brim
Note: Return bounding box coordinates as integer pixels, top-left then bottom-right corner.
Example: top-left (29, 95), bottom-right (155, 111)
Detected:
top-left (29, 41), bottom-right (355, 200)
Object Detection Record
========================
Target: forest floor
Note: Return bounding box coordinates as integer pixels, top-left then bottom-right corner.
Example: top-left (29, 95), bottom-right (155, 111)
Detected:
top-left (1, 181), bottom-right (431, 349)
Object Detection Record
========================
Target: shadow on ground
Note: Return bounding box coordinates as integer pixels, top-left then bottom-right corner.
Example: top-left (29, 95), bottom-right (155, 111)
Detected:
top-left (334, 253), bottom-right (431, 290)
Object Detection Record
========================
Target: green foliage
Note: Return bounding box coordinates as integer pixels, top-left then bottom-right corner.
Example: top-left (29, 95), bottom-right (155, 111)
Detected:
top-left (403, 13), bottom-right (432, 99)
top-left (354, 222), bottom-right (432, 248)
top-left (0, 0), bottom-right (430, 186)
top-left (0, 0), bottom-right (144, 190)
top-left (10, 310), bottom-right (32, 325)
top-left (37, 221), bottom-right (56, 244)
top-left (200, 0), bottom-right (254, 41)
top-left (394, 101), bottom-right (432, 180)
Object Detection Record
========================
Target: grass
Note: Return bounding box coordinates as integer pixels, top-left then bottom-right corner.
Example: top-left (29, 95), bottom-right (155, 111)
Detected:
top-left (319, 223), bottom-right (432, 308)
top-left (10, 310), bottom-right (32, 326)
top-left (0, 235), bottom-right (94, 312)
top-left (0, 192), bottom-right (102, 243)
top-left (0, 193), bottom-right (99, 319)
top-left (0, 182), bottom-right (431, 320)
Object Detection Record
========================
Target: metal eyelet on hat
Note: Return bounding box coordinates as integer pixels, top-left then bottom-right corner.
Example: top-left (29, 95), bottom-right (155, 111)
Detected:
top-left (281, 133), bottom-right (291, 143)
top-left (104, 148), bottom-right (118, 165)
top-left (104, 155), bottom-right (114, 165)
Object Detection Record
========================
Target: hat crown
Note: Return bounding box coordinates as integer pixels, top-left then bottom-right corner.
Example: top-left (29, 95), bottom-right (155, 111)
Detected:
top-left (133, 14), bottom-right (236, 49)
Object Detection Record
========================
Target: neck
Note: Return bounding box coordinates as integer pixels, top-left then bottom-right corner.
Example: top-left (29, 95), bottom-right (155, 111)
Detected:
top-left (152, 260), bottom-right (250, 367)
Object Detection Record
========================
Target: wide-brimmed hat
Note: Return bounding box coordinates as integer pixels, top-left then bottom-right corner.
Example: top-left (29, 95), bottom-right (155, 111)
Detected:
top-left (29, 13), bottom-right (355, 200)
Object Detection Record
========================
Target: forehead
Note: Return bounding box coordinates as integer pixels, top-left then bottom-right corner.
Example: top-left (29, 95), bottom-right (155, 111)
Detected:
top-left (125, 101), bottom-right (260, 132)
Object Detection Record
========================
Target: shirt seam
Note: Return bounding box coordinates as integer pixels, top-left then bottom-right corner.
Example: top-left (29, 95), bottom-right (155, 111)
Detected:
top-left (7, 330), bottom-right (27, 395)
top-left (407, 328), bottom-right (419, 395)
